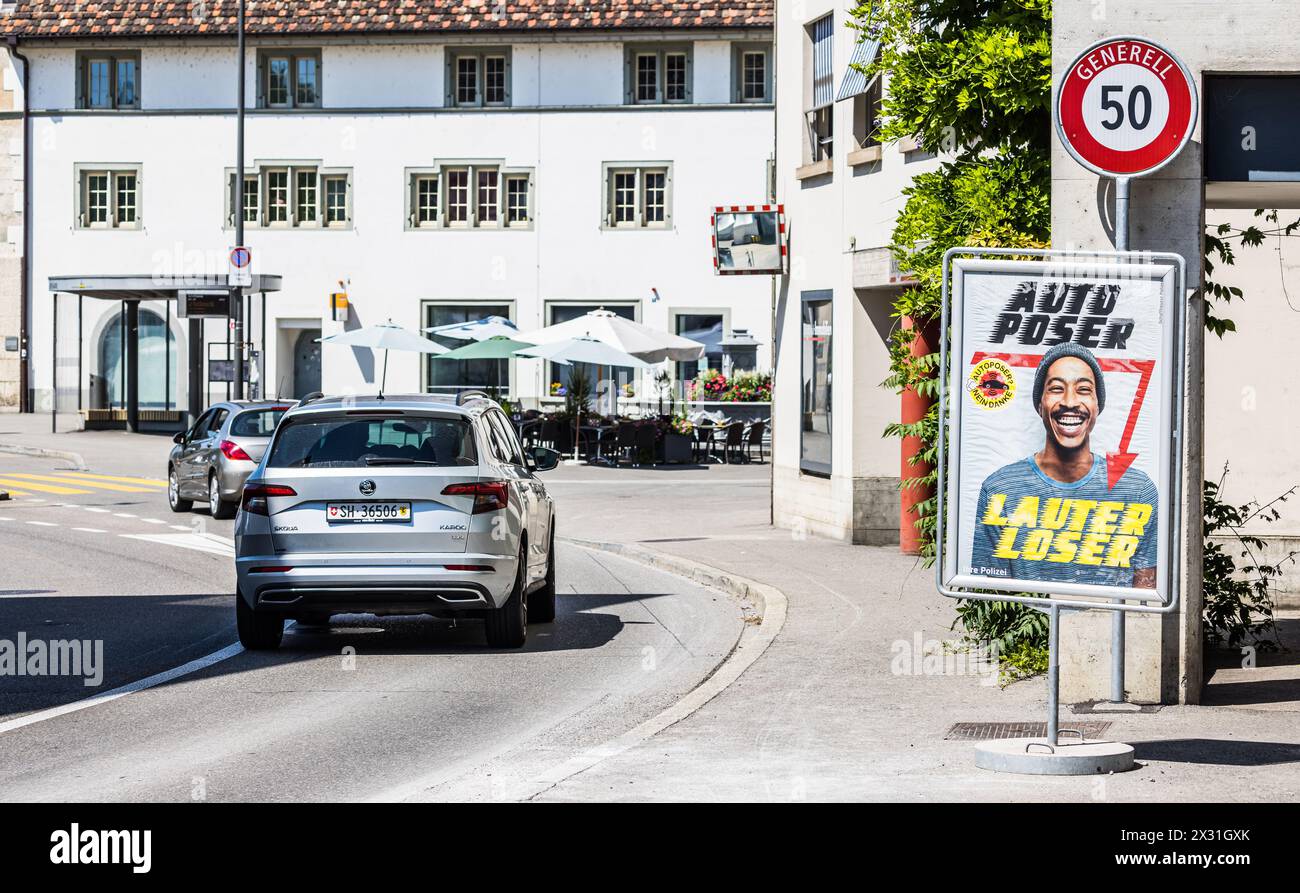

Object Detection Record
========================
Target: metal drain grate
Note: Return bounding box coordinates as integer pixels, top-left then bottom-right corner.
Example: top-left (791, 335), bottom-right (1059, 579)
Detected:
top-left (944, 721), bottom-right (1113, 741)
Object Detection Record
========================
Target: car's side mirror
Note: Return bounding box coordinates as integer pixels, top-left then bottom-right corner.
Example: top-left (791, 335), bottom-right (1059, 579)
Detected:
top-left (529, 446), bottom-right (561, 472)
top-left (173, 432), bottom-right (186, 445)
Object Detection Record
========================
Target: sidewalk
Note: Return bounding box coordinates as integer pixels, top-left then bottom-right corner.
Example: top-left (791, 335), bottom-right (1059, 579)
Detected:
top-left (547, 464), bottom-right (1300, 802)
top-left (0, 411), bottom-right (175, 477)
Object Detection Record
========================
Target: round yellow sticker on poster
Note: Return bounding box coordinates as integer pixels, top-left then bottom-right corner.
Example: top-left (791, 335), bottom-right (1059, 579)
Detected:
top-left (967, 358), bottom-right (1016, 409)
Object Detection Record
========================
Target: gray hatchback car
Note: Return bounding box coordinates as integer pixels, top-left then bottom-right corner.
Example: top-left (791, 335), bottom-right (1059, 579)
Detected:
top-left (232, 393), bottom-right (560, 650)
top-left (168, 400), bottom-right (294, 519)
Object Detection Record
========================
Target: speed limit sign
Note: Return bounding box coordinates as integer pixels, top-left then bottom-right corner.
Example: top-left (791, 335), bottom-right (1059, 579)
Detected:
top-left (1056, 36), bottom-right (1197, 178)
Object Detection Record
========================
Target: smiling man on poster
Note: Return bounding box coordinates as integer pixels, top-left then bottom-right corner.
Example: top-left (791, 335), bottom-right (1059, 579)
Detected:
top-left (970, 343), bottom-right (1159, 588)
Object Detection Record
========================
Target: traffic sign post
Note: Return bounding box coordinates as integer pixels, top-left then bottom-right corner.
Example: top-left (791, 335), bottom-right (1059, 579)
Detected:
top-left (1055, 36), bottom-right (1198, 703)
top-left (228, 246), bottom-right (252, 288)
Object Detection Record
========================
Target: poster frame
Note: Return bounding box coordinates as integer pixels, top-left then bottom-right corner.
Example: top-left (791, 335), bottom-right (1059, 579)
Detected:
top-left (935, 247), bottom-right (1186, 616)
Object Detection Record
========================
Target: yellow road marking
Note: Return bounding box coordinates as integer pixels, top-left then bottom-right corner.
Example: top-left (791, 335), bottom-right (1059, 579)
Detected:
top-left (0, 478), bottom-right (92, 495)
top-left (57, 471), bottom-right (168, 487)
top-left (2, 473), bottom-right (157, 493)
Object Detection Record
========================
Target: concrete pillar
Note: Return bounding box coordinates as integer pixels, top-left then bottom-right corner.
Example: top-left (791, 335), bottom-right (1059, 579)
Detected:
top-left (187, 317), bottom-right (203, 428)
top-left (125, 300), bottom-right (139, 434)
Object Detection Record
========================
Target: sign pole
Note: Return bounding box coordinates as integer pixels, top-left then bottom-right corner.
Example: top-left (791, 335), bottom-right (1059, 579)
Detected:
top-left (232, 0), bottom-right (247, 400)
top-left (1111, 174), bottom-right (1131, 706)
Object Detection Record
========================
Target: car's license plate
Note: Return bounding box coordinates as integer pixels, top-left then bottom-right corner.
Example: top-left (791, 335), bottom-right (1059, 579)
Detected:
top-left (326, 502), bottom-right (411, 523)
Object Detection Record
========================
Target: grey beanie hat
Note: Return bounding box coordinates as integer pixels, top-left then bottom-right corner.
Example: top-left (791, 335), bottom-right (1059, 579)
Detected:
top-left (1032, 343), bottom-right (1105, 412)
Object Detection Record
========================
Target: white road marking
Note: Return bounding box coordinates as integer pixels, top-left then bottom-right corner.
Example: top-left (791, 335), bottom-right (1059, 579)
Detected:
top-left (71, 527), bottom-right (107, 533)
top-left (25, 520), bottom-right (56, 527)
top-left (0, 643), bottom-right (244, 737)
top-left (112, 513), bottom-right (137, 519)
top-left (83, 507), bottom-right (110, 514)
top-left (140, 518), bottom-right (166, 525)
top-left (169, 525), bottom-right (191, 531)
top-left (119, 532), bottom-right (235, 557)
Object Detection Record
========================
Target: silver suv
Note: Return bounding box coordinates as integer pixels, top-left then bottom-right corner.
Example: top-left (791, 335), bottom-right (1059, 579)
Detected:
top-left (233, 393), bottom-right (560, 650)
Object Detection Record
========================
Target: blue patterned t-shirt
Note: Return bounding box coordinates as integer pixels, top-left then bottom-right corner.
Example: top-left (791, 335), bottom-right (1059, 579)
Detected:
top-left (969, 453), bottom-right (1159, 587)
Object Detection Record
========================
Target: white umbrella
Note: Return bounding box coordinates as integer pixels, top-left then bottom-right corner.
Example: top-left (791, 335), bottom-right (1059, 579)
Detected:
top-left (516, 337), bottom-right (650, 461)
top-left (515, 308), bottom-right (704, 363)
top-left (318, 319), bottom-right (447, 398)
top-left (423, 315), bottom-right (519, 342)
top-left (515, 336), bottom-right (651, 369)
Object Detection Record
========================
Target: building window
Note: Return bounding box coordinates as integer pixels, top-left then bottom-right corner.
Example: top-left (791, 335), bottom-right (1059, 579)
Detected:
top-left (805, 15), bottom-right (835, 163)
top-left (547, 303), bottom-right (637, 394)
top-left (424, 303), bottom-right (514, 394)
top-left (77, 52), bottom-right (141, 110)
top-left (295, 170), bottom-right (318, 224)
top-left (76, 167), bottom-right (142, 229)
top-left (406, 164), bottom-right (533, 230)
top-left (324, 175), bottom-right (348, 225)
top-left (242, 177), bottom-right (260, 224)
top-left (675, 313), bottom-right (725, 385)
top-left (448, 49), bottom-right (511, 107)
top-left (505, 175), bottom-right (530, 226)
top-left (800, 291), bottom-right (833, 476)
top-left (259, 51), bottom-right (322, 109)
top-left (477, 170), bottom-right (499, 226)
top-left (414, 175), bottom-right (439, 227)
top-left (603, 163), bottom-right (672, 229)
top-left (266, 170), bottom-right (289, 223)
top-left (625, 45), bottom-right (692, 104)
top-left (732, 45), bottom-right (771, 103)
top-left (227, 164), bottom-right (352, 228)
top-left (852, 72), bottom-right (884, 151)
top-left (447, 169), bottom-right (470, 224)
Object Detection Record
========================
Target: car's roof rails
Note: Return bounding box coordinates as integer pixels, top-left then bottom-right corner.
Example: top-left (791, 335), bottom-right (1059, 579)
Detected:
top-left (296, 391), bottom-right (325, 407)
top-left (456, 390), bottom-right (494, 406)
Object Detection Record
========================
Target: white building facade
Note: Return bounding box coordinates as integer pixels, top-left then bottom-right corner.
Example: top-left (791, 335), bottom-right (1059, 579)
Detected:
top-left (4, 2), bottom-right (774, 418)
top-left (771, 0), bottom-right (941, 545)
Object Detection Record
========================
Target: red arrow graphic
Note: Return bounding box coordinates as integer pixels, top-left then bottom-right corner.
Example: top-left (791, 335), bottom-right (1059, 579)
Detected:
top-left (969, 353), bottom-right (1156, 489)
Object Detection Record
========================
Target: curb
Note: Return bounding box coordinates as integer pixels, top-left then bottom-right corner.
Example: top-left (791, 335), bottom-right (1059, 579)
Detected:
top-left (0, 442), bottom-right (89, 471)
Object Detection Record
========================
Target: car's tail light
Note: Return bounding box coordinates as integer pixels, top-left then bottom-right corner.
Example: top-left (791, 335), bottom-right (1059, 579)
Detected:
top-left (441, 481), bottom-right (509, 514)
top-left (443, 565), bottom-right (494, 572)
top-left (241, 483), bottom-right (296, 515)
top-left (250, 566), bottom-right (294, 574)
top-left (220, 440), bottom-right (253, 461)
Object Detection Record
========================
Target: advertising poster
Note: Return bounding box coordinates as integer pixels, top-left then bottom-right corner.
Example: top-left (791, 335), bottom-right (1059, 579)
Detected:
top-left (943, 257), bottom-right (1180, 603)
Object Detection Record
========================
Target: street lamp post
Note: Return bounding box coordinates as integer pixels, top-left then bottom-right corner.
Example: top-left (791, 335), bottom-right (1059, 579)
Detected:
top-left (232, 0), bottom-right (247, 400)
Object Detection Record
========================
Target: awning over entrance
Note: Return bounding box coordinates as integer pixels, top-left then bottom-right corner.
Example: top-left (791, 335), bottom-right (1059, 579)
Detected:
top-left (49, 274), bottom-right (283, 302)
top-left (48, 274), bottom-right (284, 434)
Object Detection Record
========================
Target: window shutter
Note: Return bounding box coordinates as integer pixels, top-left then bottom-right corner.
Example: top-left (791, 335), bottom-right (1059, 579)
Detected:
top-left (315, 53), bottom-right (323, 108)
top-left (812, 15), bottom-right (834, 109)
top-left (255, 54), bottom-right (265, 108)
top-left (75, 56), bottom-right (85, 109)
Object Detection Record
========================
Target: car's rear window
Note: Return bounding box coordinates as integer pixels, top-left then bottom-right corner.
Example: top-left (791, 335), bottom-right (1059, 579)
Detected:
top-left (266, 414), bottom-right (477, 468)
top-left (230, 408), bottom-right (289, 438)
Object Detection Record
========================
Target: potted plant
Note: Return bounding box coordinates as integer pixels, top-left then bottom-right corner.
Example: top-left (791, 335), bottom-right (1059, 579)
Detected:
top-left (662, 413), bottom-right (694, 464)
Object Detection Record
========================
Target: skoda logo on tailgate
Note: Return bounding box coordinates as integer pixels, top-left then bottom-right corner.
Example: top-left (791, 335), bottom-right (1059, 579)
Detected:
top-left (358, 479), bottom-right (376, 496)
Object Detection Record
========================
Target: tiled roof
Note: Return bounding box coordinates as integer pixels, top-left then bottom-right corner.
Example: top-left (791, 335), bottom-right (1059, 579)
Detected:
top-left (2, 1), bottom-right (773, 38)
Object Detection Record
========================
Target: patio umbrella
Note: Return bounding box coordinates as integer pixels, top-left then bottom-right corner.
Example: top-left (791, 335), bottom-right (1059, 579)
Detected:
top-left (423, 315), bottom-right (520, 342)
top-left (515, 308), bottom-right (705, 363)
top-left (516, 337), bottom-right (650, 460)
top-left (318, 319), bottom-right (447, 398)
top-left (434, 336), bottom-right (535, 395)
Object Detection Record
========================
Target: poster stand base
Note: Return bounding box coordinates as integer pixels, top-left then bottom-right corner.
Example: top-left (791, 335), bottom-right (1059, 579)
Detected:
top-left (975, 737), bottom-right (1135, 775)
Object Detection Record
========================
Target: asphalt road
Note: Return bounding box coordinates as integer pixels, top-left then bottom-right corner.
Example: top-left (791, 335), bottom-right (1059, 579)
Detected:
top-left (0, 451), bottom-right (743, 802)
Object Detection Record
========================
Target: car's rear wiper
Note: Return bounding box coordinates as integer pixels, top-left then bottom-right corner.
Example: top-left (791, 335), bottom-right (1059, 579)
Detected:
top-left (362, 457), bottom-right (439, 466)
